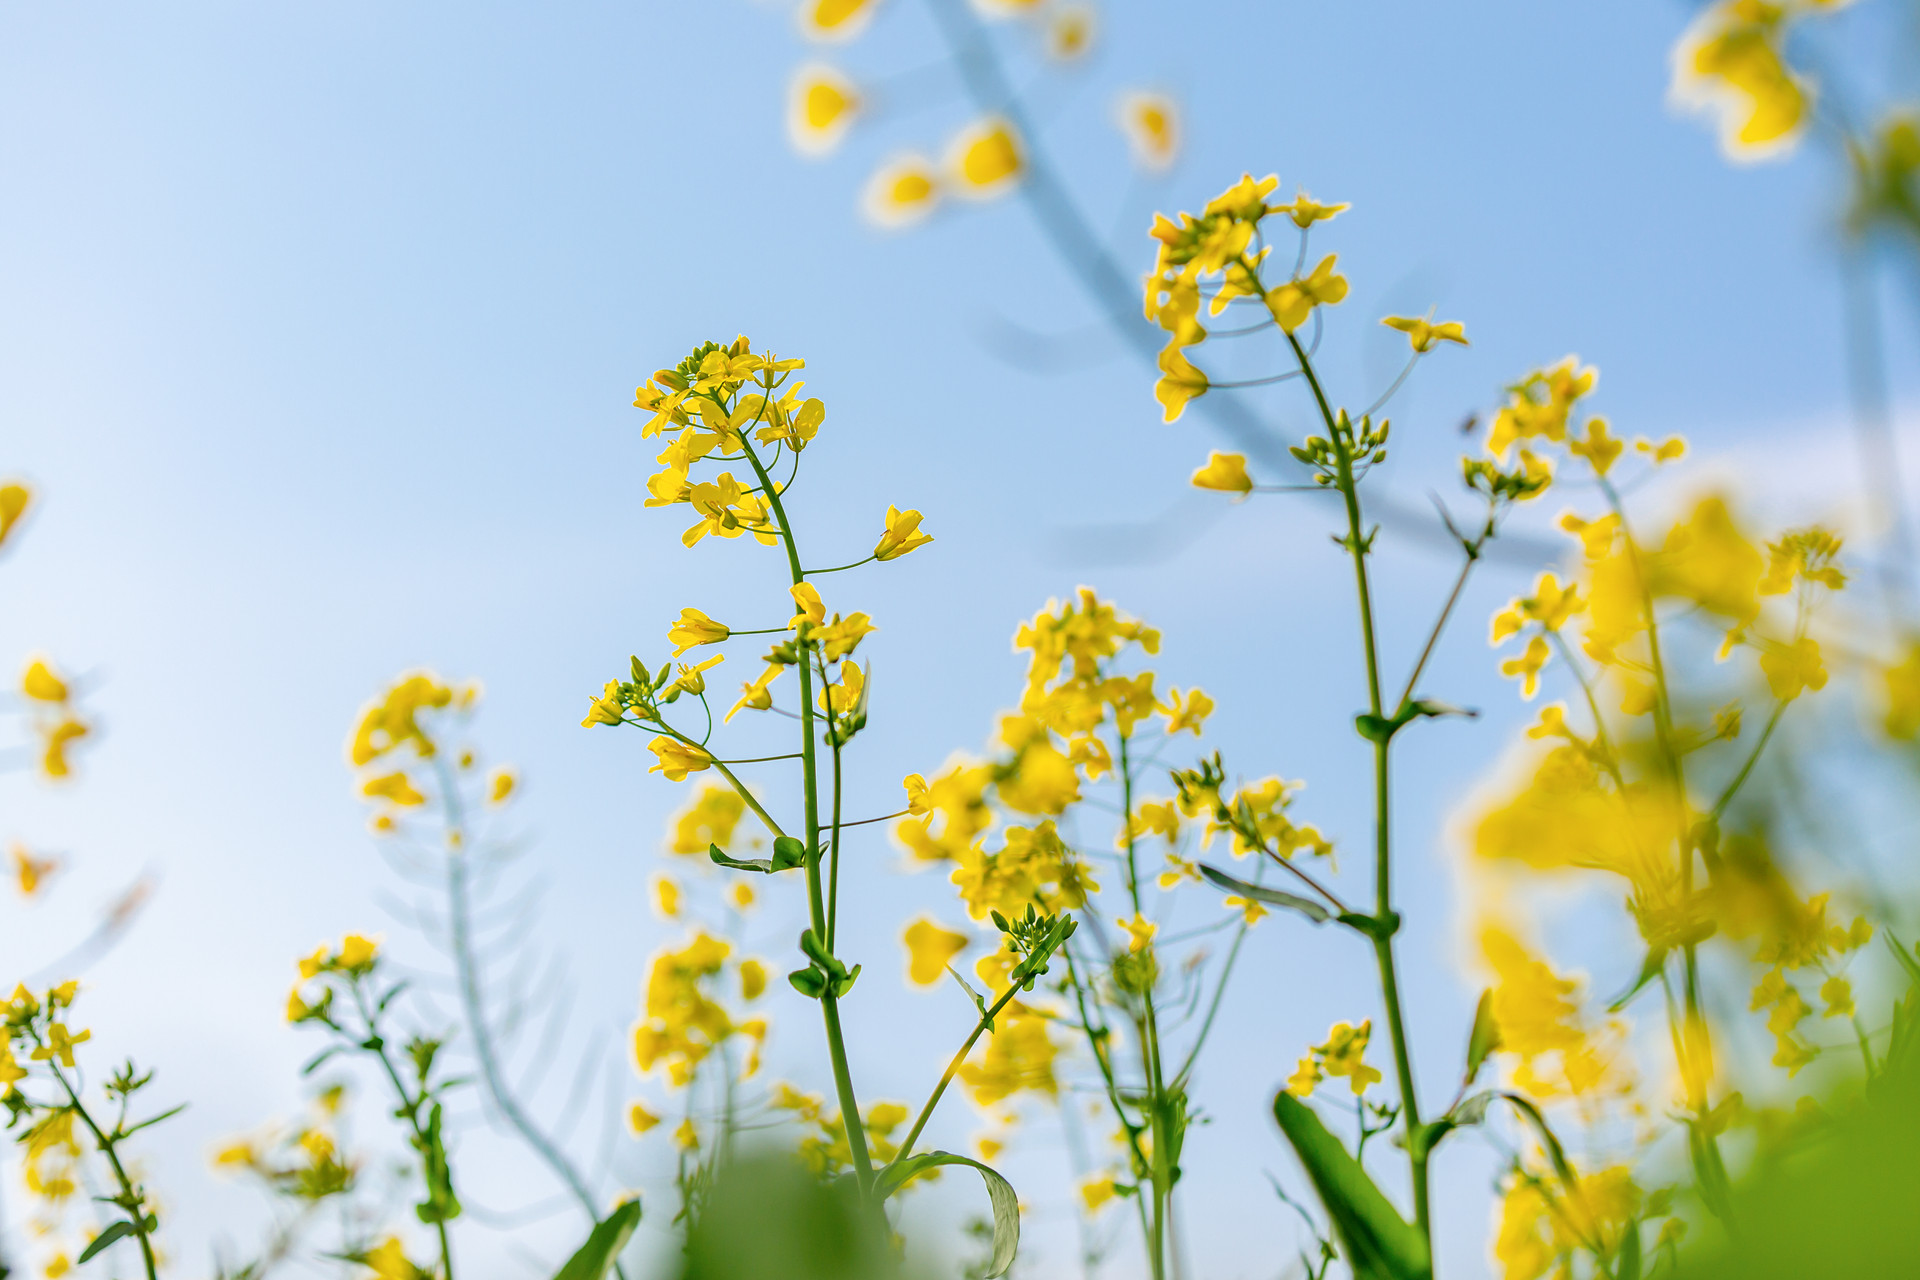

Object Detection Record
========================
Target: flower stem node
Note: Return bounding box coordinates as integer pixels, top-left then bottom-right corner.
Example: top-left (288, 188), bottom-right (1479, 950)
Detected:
top-left (790, 929), bottom-right (861, 1000)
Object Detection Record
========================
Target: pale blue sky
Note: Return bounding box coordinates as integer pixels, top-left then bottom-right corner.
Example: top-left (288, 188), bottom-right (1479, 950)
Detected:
top-left (3, 2), bottom-right (1915, 1278)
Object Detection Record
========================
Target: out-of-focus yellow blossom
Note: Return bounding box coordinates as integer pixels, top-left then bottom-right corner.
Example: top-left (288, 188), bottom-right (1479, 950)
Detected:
top-left (946, 118), bottom-right (1024, 197)
top-left (12, 844), bottom-right (59, 897)
top-left (1760, 636), bottom-right (1827, 701)
top-left (361, 771), bottom-right (426, 807)
top-left (951, 820), bottom-right (1096, 919)
top-left (1115, 91), bottom-right (1178, 172)
top-left (787, 64), bottom-right (860, 157)
top-left (902, 917), bottom-right (969, 986)
top-left (1116, 913), bottom-right (1157, 953)
top-left (1286, 1020), bottom-right (1380, 1097)
top-left (1636, 434), bottom-right (1687, 463)
top-left (1568, 417), bottom-right (1623, 476)
top-left (1759, 527), bottom-right (1846, 595)
top-left (485, 768), bottom-right (515, 804)
top-left (1818, 973), bottom-right (1853, 1018)
top-left (895, 762), bottom-right (994, 862)
top-left (627, 1102), bottom-right (660, 1134)
top-left (873, 505), bottom-right (933, 561)
top-left (652, 875), bottom-right (681, 920)
top-left (958, 1008), bottom-right (1059, 1104)
top-left (1156, 854), bottom-right (1199, 889)
top-left (22, 659), bottom-right (68, 703)
top-left (1190, 451), bottom-right (1252, 494)
top-left (1264, 254), bottom-right (1349, 332)
top-left (862, 153), bottom-right (942, 228)
top-left (1672, 0), bottom-right (1836, 160)
top-left (1882, 640), bottom-right (1920, 738)
top-left (1080, 1174), bottom-right (1120, 1212)
top-left (1495, 1166), bottom-right (1642, 1280)
top-left (739, 959), bottom-right (767, 1001)
top-left (1044, 4), bottom-right (1095, 58)
top-left (647, 736), bottom-right (712, 782)
top-left (1500, 636), bottom-right (1551, 700)
top-left (1488, 358), bottom-right (1596, 458)
top-left (1160, 687), bottom-right (1213, 735)
top-left (30, 1023), bottom-right (91, 1068)
top-left (798, 0), bottom-right (880, 42)
top-left (670, 784), bottom-right (749, 856)
top-left (1223, 894), bottom-right (1267, 925)
top-left (1274, 189), bottom-right (1348, 228)
top-left (0, 482), bottom-right (30, 546)
top-left (350, 673), bottom-right (454, 765)
top-left (1136, 800), bottom-right (1181, 843)
top-left (39, 718), bottom-right (88, 780)
top-left (668, 608), bottom-right (730, 657)
top-left (1381, 315), bottom-right (1468, 353)
top-left (633, 932), bottom-right (739, 1087)
top-left (0, 1042), bottom-right (29, 1089)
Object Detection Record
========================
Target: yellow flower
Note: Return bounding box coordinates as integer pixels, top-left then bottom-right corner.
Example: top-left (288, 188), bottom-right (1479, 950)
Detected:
top-left (1299, 1020), bottom-right (1381, 1096)
top-left (788, 64), bottom-right (860, 156)
top-left (46, 1255), bottom-right (71, 1280)
top-left (1223, 894), bottom-right (1268, 925)
top-left (1637, 434), bottom-right (1687, 464)
top-left (628, 1101), bottom-right (661, 1134)
top-left (1044, 3), bottom-right (1096, 59)
top-left (874, 505), bottom-right (934, 561)
top-left (1155, 346), bottom-right (1208, 422)
top-left (0, 482), bottom-right (30, 546)
top-left (674, 1118), bottom-right (699, 1150)
top-left (1264, 255), bottom-right (1349, 332)
top-left (487, 768), bottom-right (516, 804)
top-left (1381, 315), bottom-right (1468, 353)
top-left (30, 1022), bottom-right (91, 1068)
top-left (0, 1042), bottom-right (28, 1088)
top-left (338, 934), bottom-right (379, 973)
top-left (946, 118), bottom-right (1024, 197)
top-left (862, 154), bottom-right (942, 228)
top-left (1274, 188), bottom-right (1349, 228)
top-left (1190, 451), bottom-right (1252, 495)
top-left (671, 785), bottom-right (749, 855)
top-left (361, 771), bottom-right (426, 807)
top-left (820, 660), bottom-right (865, 717)
top-left (22, 659), bottom-right (68, 703)
top-left (682, 473), bottom-right (775, 548)
top-left (1760, 636), bottom-right (1827, 701)
top-left (726, 663), bottom-right (785, 723)
top-left (1672, 0), bottom-right (1814, 159)
top-left (730, 882), bottom-right (756, 911)
top-left (39, 719), bottom-right (88, 779)
top-left (1161, 687), bottom-right (1213, 735)
top-left (817, 612), bottom-right (876, 662)
top-left (1568, 417), bottom-right (1624, 476)
top-left (12, 845), bottom-right (59, 897)
top-left (902, 918), bottom-right (969, 986)
top-left (362, 1238), bottom-right (420, 1280)
top-left (647, 736), bottom-right (713, 782)
top-left (668, 608), bottom-right (730, 657)
top-left (958, 1009), bottom-right (1059, 1104)
top-left (349, 672), bottom-right (454, 765)
top-left (1500, 635), bottom-right (1551, 699)
top-left (798, 0), bottom-right (879, 42)
top-left (670, 654), bottom-right (725, 698)
top-left (1115, 91), bottom-right (1179, 172)
top-left (653, 875), bottom-right (681, 920)
top-left (1488, 358), bottom-right (1597, 457)
top-left (1884, 641), bottom-right (1920, 738)
top-left (581, 680), bottom-right (627, 728)
top-left (1284, 1054), bottom-right (1322, 1098)
top-left (1080, 1175), bottom-right (1119, 1212)
top-left (1117, 913), bottom-right (1157, 953)
top-left (740, 959), bottom-right (767, 1000)
top-left (790, 582), bottom-right (826, 629)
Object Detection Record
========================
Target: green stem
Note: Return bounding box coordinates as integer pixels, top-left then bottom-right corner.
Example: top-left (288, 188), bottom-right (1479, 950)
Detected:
top-left (43, 1059), bottom-right (159, 1280)
top-left (735, 435), bottom-right (873, 1192)
top-left (1709, 700), bottom-right (1786, 822)
top-left (348, 987), bottom-right (456, 1280)
top-left (1286, 326), bottom-right (1430, 1244)
top-left (886, 979), bottom-right (1029, 1169)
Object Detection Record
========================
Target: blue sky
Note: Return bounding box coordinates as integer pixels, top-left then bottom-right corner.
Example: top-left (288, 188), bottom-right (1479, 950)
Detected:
top-left (2, 2), bottom-right (1914, 1277)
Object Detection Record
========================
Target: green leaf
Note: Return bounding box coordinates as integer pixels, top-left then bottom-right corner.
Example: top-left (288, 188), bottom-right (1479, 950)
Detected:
top-left (1272, 1093), bottom-right (1431, 1280)
top-left (1608, 947), bottom-right (1669, 1013)
top-left (875, 1152), bottom-right (1019, 1278)
top-left (707, 842), bottom-right (806, 875)
top-left (772, 836), bottom-right (808, 870)
top-left (1501, 1093), bottom-right (1578, 1192)
top-left (1197, 865), bottom-right (1330, 924)
top-left (77, 1221), bottom-right (138, 1265)
top-left (1465, 989), bottom-right (1501, 1086)
top-left (550, 1199), bottom-right (641, 1280)
top-left (1615, 1215), bottom-right (1643, 1280)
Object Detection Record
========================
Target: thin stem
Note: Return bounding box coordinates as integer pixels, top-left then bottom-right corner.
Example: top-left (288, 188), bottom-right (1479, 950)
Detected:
top-left (348, 986), bottom-right (456, 1280)
top-left (804, 555), bottom-right (877, 576)
top-left (42, 1059), bottom-right (159, 1280)
top-left (654, 723), bottom-right (788, 839)
top-left (1709, 701), bottom-right (1786, 822)
top-left (1393, 550), bottom-right (1478, 714)
top-left (1171, 922), bottom-right (1251, 1091)
top-left (886, 979), bottom-right (1029, 1169)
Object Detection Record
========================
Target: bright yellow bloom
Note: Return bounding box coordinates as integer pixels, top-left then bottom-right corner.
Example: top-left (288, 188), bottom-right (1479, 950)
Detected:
top-left (653, 875), bottom-right (681, 920)
top-left (730, 882), bottom-right (756, 911)
top-left (726, 663), bottom-right (785, 723)
top-left (338, 934), bottom-right (379, 973)
top-left (788, 64), bottom-right (861, 156)
top-left (349, 672), bottom-right (454, 765)
top-left (1274, 189), bottom-right (1349, 228)
top-left (1488, 358), bottom-right (1597, 457)
top-left (670, 654), bottom-right (724, 698)
top-left (628, 1102), bottom-right (661, 1134)
top-left (1673, 0), bottom-right (1815, 159)
top-left (633, 932), bottom-right (737, 1084)
top-left (1760, 636), bottom-right (1827, 701)
top-left (862, 153), bottom-right (942, 228)
top-left (1154, 347), bottom-right (1208, 422)
top-left (669, 784), bottom-right (748, 855)
top-left (647, 736), bottom-right (712, 782)
top-left (817, 612), bottom-right (876, 661)
top-left (1161, 686), bottom-right (1213, 735)
top-left (39, 718), bottom-right (88, 779)
top-left (1115, 91), bottom-right (1179, 171)
top-left (1223, 894), bottom-right (1268, 925)
top-left (874, 505), bottom-right (933, 560)
top-left (1190, 451), bottom-right (1252, 494)
top-left (1117, 913), bottom-right (1157, 953)
top-left (487, 768), bottom-right (516, 804)
top-left (958, 1009), bottom-right (1059, 1104)
top-left (0, 1042), bottom-right (29, 1088)
top-left (1264, 255), bottom-right (1348, 332)
top-left (1500, 636), bottom-right (1551, 700)
top-left (12, 845), bottom-right (58, 897)
top-left (30, 1023), bottom-right (91, 1068)
top-left (1288, 1021), bottom-right (1380, 1097)
top-left (22, 659), bottom-right (68, 703)
top-left (740, 959), bottom-right (767, 1000)
top-left (1568, 417), bottom-right (1624, 476)
top-left (820, 660), bottom-right (865, 717)
top-left (902, 917), bottom-right (970, 986)
top-left (361, 771), bottom-right (426, 807)
top-left (798, 0), bottom-right (879, 41)
top-left (1080, 1175), bottom-right (1120, 1212)
top-left (1381, 315), bottom-right (1468, 353)
top-left (674, 1119), bottom-right (699, 1150)
top-left (1637, 434), bottom-right (1687, 464)
top-left (581, 680), bottom-right (626, 728)
top-left (668, 608), bottom-right (730, 657)
top-left (946, 118), bottom-right (1024, 197)
top-left (0, 482), bottom-right (30, 546)
top-left (682, 473), bottom-right (775, 548)
top-left (790, 582), bottom-right (825, 628)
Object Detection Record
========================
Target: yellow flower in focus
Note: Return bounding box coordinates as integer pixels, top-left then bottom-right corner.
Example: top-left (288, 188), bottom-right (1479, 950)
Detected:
top-left (12, 844), bottom-right (59, 897)
top-left (1080, 1175), bottom-right (1119, 1212)
top-left (582, 680), bottom-right (627, 728)
top-left (874, 505), bottom-right (934, 561)
top-left (1117, 913), bottom-right (1157, 953)
top-left (1044, 3), bottom-right (1095, 59)
top-left (668, 608), bottom-right (730, 657)
top-left (0, 482), bottom-right (30, 546)
top-left (726, 663), bottom-right (785, 723)
top-left (1264, 255), bottom-right (1349, 332)
top-left (790, 582), bottom-right (826, 628)
top-left (1381, 315), bottom-right (1468, 353)
top-left (902, 917), bottom-right (970, 986)
top-left (946, 118), bottom-right (1024, 197)
top-left (798, 0), bottom-right (880, 42)
top-left (670, 654), bottom-right (724, 698)
top-left (487, 768), bottom-right (516, 804)
top-left (788, 64), bottom-right (861, 156)
top-left (1155, 346), bottom-right (1208, 422)
top-left (628, 1102), bottom-right (661, 1134)
top-left (1190, 451), bottom-right (1251, 495)
top-left (648, 736), bottom-right (713, 782)
top-left (1760, 636), bottom-right (1827, 701)
top-left (1291, 1020), bottom-right (1380, 1097)
top-left (653, 875), bottom-right (681, 920)
top-left (817, 612), bottom-right (876, 661)
top-left (22, 659), bottom-right (69, 703)
top-left (862, 154), bottom-right (942, 228)
top-left (820, 660), bottom-right (865, 717)
top-left (1115, 91), bottom-right (1179, 172)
